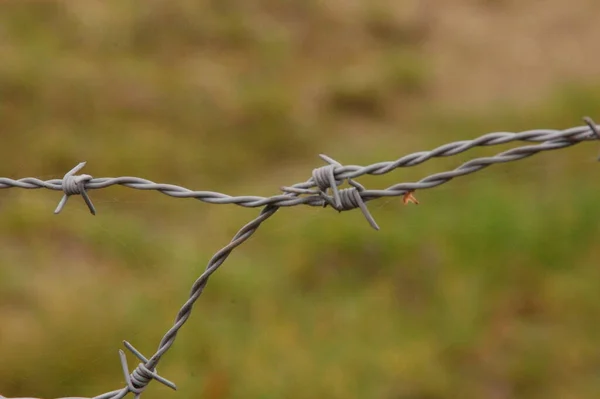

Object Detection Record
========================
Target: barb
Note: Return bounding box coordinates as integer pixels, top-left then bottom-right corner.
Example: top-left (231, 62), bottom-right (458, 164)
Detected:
top-left (312, 154), bottom-right (344, 208)
top-left (54, 162), bottom-right (96, 215)
top-left (1, 118), bottom-right (599, 399)
top-left (332, 179), bottom-right (380, 231)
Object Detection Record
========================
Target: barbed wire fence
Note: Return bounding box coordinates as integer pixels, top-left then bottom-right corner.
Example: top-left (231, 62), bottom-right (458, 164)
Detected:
top-left (1, 117), bottom-right (599, 399)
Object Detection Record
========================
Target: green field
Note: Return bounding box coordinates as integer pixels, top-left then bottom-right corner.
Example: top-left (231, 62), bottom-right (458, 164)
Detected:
top-left (2, 1), bottom-right (600, 398)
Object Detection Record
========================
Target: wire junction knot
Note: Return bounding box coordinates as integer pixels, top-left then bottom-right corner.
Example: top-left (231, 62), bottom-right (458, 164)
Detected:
top-left (312, 154), bottom-right (344, 208)
top-left (54, 162), bottom-right (96, 215)
top-left (311, 154), bottom-right (380, 230)
top-left (118, 341), bottom-right (177, 398)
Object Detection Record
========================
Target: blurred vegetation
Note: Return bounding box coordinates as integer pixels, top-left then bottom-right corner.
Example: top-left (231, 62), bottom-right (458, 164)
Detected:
top-left (1, 1), bottom-right (600, 399)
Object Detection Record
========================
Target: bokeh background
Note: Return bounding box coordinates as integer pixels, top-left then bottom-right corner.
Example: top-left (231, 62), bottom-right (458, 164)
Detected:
top-left (2, 1), bottom-right (600, 398)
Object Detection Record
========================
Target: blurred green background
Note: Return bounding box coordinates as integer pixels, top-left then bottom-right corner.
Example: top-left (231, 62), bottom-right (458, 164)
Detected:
top-left (2, 1), bottom-right (600, 398)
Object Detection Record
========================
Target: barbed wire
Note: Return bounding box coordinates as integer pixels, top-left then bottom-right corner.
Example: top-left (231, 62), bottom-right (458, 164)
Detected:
top-left (1, 118), bottom-right (598, 399)
top-left (2, 123), bottom-right (598, 211)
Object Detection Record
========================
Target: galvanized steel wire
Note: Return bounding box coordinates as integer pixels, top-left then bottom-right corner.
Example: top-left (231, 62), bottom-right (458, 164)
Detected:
top-left (1, 118), bottom-right (599, 399)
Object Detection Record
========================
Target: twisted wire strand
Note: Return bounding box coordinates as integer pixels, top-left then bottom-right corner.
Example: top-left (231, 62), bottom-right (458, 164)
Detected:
top-left (143, 203), bottom-right (282, 368)
top-left (92, 203), bottom-right (285, 399)
top-left (332, 124), bottom-right (596, 180)
top-left (361, 137), bottom-right (589, 200)
top-left (1, 119), bottom-right (599, 399)
top-left (0, 204), bottom-right (285, 399)
top-left (0, 124), bottom-right (596, 210)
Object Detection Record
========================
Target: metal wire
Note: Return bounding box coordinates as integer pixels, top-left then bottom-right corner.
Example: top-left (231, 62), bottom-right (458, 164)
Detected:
top-left (0, 119), bottom-right (598, 399)
top-left (1, 124), bottom-right (596, 210)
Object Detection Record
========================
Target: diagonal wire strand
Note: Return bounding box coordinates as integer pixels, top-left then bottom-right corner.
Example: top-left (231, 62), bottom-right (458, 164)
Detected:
top-left (1, 119), bottom-right (598, 399)
top-left (362, 137), bottom-right (589, 200)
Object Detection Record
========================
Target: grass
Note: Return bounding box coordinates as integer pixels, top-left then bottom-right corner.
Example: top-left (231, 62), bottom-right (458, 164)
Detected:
top-left (1, 1), bottom-right (600, 399)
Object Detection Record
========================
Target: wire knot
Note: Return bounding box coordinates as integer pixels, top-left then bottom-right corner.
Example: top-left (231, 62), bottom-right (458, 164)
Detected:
top-left (280, 154), bottom-right (379, 229)
top-left (316, 158), bottom-right (380, 230)
top-left (129, 363), bottom-right (154, 394)
top-left (54, 162), bottom-right (96, 215)
top-left (118, 341), bottom-right (177, 397)
top-left (311, 154), bottom-right (344, 208)
top-left (327, 185), bottom-right (380, 231)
